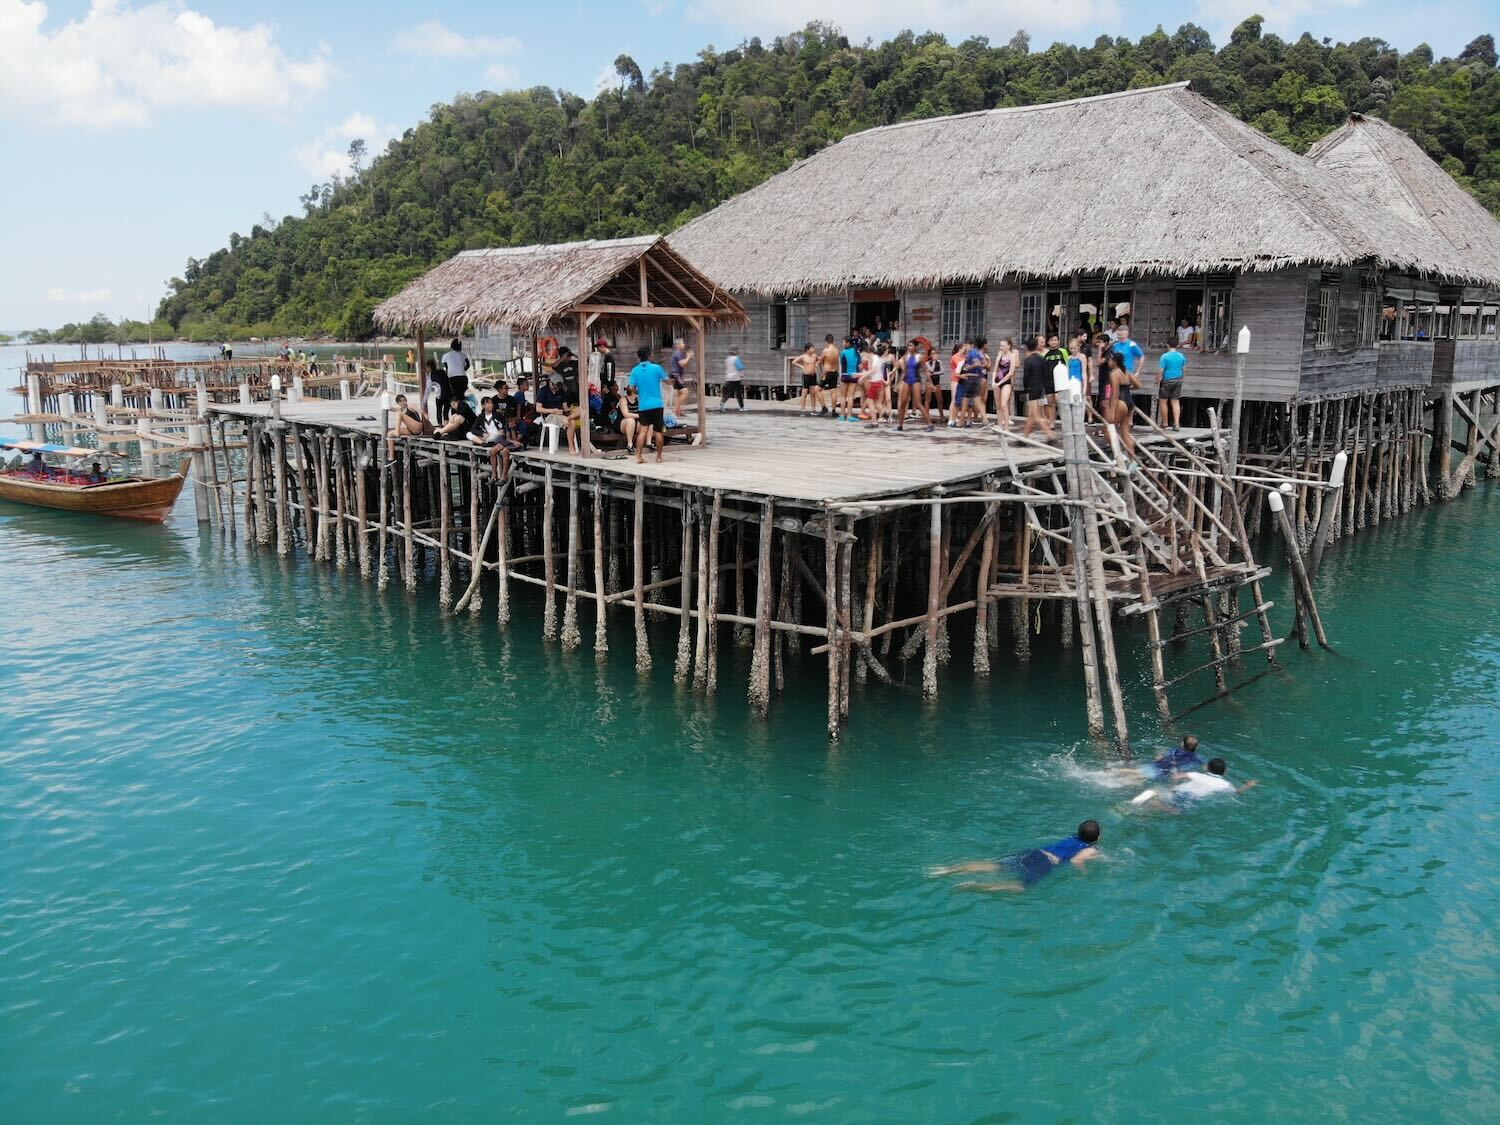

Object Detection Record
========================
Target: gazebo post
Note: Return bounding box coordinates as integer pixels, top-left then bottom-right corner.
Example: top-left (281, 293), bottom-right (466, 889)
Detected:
top-left (694, 315), bottom-right (707, 445)
top-left (577, 309), bottom-right (592, 458)
top-left (415, 326), bottom-right (427, 419)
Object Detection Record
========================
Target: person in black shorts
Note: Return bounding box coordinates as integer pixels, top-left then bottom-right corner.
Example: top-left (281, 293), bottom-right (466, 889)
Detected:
top-left (1021, 335), bottom-right (1055, 441)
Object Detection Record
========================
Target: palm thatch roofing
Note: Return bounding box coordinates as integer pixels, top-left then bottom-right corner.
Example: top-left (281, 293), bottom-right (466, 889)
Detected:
top-left (1308, 113), bottom-right (1500, 285)
top-left (372, 235), bottom-right (746, 335)
top-left (672, 83), bottom-right (1497, 294)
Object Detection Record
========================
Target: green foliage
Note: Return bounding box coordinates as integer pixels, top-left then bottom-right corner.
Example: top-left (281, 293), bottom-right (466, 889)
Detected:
top-left (24, 316), bottom-right (176, 345)
top-left (153, 21), bottom-right (1499, 337)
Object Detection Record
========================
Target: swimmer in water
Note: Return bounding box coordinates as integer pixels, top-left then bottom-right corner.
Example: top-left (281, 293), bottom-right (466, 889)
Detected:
top-left (1102, 734), bottom-right (1204, 785)
top-left (929, 820), bottom-right (1103, 892)
top-left (1132, 758), bottom-right (1257, 814)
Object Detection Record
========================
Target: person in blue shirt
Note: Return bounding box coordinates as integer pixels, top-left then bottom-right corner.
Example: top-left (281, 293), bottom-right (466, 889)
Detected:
top-left (1113, 329), bottom-right (1145, 379)
top-left (837, 337), bottom-right (862, 422)
top-left (930, 820), bottom-right (1103, 892)
top-left (1156, 343), bottom-right (1188, 429)
top-left (628, 345), bottom-right (672, 464)
top-left (1103, 734), bottom-right (1205, 785)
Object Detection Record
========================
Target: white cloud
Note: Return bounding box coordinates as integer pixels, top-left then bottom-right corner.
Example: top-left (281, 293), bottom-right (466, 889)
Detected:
top-left (683, 0), bottom-right (1119, 41)
top-left (594, 62), bottom-right (621, 94)
top-left (643, 0), bottom-right (676, 16)
top-left (294, 113), bottom-right (398, 179)
top-left (46, 287), bottom-right (113, 304)
top-left (397, 19), bottom-right (521, 58)
top-left (0, 0), bottom-right (332, 128)
top-left (482, 62), bottom-right (521, 88)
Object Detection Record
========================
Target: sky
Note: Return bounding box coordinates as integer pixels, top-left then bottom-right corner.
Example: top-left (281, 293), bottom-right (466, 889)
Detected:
top-left (1, 0), bottom-right (1496, 332)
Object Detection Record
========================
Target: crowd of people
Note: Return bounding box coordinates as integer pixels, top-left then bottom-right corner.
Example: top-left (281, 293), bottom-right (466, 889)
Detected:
top-left (929, 735), bottom-right (1257, 893)
top-left (389, 336), bottom-right (711, 473)
top-left (790, 319), bottom-right (1191, 458)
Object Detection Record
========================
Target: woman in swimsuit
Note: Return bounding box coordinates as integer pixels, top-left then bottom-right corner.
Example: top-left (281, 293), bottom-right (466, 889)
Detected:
top-left (991, 337), bottom-right (1017, 430)
top-left (1104, 350), bottom-right (1141, 458)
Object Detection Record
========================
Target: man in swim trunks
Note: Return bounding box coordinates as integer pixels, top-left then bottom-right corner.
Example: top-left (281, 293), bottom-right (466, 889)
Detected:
top-left (793, 343), bottom-right (825, 415)
top-left (1134, 758), bottom-right (1257, 813)
top-left (929, 820), bottom-right (1103, 892)
top-left (818, 335), bottom-right (840, 411)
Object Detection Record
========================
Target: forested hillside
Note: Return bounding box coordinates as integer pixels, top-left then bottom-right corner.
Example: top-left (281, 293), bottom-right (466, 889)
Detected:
top-left (151, 17), bottom-right (1500, 341)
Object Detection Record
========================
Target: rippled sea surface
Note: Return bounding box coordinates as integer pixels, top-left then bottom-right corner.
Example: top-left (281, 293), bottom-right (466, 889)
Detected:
top-left (1, 461), bottom-right (1497, 1121)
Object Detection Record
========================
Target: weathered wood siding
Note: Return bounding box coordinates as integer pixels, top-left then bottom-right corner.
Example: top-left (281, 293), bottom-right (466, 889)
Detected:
top-left (1449, 341), bottom-right (1500, 390)
top-left (1296, 268), bottom-right (1435, 398)
top-left (1137, 269), bottom-right (1304, 403)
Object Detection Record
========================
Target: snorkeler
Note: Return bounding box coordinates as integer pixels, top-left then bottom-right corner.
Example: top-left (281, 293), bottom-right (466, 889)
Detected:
top-left (1132, 758), bottom-right (1257, 813)
top-left (929, 820), bottom-right (1103, 893)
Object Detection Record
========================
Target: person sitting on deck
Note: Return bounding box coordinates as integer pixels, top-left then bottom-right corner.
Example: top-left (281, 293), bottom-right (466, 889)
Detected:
top-left (629, 345), bottom-right (671, 465)
top-left (468, 395), bottom-right (518, 478)
top-left (87, 461), bottom-right (108, 484)
top-left (1132, 758), bottom-right (1257, 813)
top-left (389, 393), bottom-right (424, 439)
top-left (26, 451), bottom-right (46, 476)
top-left (431, 393), bottom-right (476, 440)
top-left (930, 820), bottom-right (1104, 893)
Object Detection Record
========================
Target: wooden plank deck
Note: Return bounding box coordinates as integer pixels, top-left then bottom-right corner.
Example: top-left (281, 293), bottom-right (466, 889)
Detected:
top-left (211, 399), bottom-right (1213, 506)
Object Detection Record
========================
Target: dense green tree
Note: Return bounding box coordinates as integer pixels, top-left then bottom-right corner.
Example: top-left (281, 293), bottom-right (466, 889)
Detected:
top-left (129, 19), bottom-right (1500, 340)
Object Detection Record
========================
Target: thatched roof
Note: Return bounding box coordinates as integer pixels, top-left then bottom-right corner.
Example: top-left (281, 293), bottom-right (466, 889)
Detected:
top-left (372, 235), bottom-right (746, 335)
top-left (672, 83), bottom-right (1491, 294)
top-left (1308, 113), bottom-right (1500, 285)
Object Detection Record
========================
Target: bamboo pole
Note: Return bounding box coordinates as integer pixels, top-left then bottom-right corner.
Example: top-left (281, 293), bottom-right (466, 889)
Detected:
top-left (542, 464), bottom-right (557, 641)
top-left (561, 474), bottom-right (582, 650)
top-left (693, 496), bottom-right (711, 691)
top-left (496, 482), bottom-right (511, 628)
top-left (438, 445), bottom-right (453, 610)
top-left (313, 434), bottom-right (330, 563)
top-left (733, 522), bottom-right (751, 647)
top-left (289, 425), bottom-right (313, 548)
top-left (773, 531), bottom-right (793, 693)
top-left (593, 474), bottom-right (609, 655)
top-left (825, 511), bottom-right (842, 736)
top-left (922, 499), bottom-right (942, 701)
top-left (1058, 383), bottom-right (1106, 734)
top-left (676, 498), bottom-right (694, 683)
top-left (356, 439), bottom-right (371, 579)
top-left (1269, 490), bottom-right (1329, 649)
top-left (837, 525), bottom-right (853, 720)
top-left (333, 436), bottom-right (349, 571)
top-left (272, 423), bottom-right (290, 557)
top-left (633, 478), bottom-right (650, 671)
top-left (705, 491), bottom-right (722, 693)
top-left (402, 446), bottom-right (416, 593)
top-left (466, 463), bottom-right (481, 614)
top-left (376, 436), bottom-right (390, 592)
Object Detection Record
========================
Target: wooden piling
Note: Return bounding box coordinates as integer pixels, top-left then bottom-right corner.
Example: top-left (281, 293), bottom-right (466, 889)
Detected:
top-left (593, 474), bottom-right (609, 655)
top-left (749, 502), bottom-right (774, 716)
top-left (676, 499), bottom-right (694, 684)
top-left (438, 445), bottom-right (453, 610)
top-left (561, 475), bottom-right (582, 651)
top-left (542, 465), bottom-right (557, 641)
top-left (632, 478), bottom-right (649, 671)
top-left (402, 446), bottom-right (417, 593)
top-left (922, 499), bottom-right (941, 701)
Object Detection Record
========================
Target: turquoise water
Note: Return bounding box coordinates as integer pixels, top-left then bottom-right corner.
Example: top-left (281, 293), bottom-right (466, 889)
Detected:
top-left (1, 473), bottom-right (1497, 1120)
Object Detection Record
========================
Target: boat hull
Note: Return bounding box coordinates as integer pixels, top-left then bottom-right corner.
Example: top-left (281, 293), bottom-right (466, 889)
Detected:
top-left (0, 461), bottom-right (189, 524)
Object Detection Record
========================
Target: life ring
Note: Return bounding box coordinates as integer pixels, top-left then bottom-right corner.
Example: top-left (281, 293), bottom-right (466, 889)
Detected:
top-left (539, 336), bottom-right (560, 364)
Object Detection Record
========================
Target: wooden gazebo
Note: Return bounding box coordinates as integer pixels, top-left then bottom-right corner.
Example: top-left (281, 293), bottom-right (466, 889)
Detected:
top-left (372, 235), bottom-right (747, 456)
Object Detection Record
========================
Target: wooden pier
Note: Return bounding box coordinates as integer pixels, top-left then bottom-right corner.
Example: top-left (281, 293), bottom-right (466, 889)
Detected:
top-left (195, 394), bottom-right (1302, 750)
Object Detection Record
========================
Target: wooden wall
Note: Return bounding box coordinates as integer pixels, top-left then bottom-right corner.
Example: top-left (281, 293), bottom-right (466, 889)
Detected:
top-left (1449, 341), bottom-right (1500, 390)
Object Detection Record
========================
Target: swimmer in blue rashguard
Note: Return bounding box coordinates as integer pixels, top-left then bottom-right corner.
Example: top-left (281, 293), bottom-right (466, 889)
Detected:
top-left (1107, 735), bottom-right (1204, 784)
top-left (929, 820), bottom-right (1103, 893)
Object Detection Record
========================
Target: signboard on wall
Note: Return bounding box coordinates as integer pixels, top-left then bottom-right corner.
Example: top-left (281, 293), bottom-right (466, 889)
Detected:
top-left (909, 306), bottom-right (936, 323)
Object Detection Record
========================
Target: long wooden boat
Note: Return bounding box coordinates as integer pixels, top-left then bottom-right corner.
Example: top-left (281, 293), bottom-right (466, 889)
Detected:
top-left (0, 441), bottom-right (188, 523)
